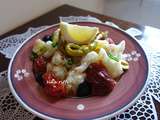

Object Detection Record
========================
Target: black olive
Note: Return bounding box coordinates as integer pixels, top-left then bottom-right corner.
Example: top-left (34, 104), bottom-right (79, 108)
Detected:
top-left (34, 72), bottom-right (44, 87)
top-left (42, 35), bottom-right (52, 42)
top-left (77, 81), bottom-right (92, 97)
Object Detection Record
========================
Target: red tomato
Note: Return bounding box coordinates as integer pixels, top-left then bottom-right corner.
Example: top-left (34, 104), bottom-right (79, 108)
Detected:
top-left (42, 72), bottom-right (67, 97)
top-left (86, 62), bottom-right (116, 96)
top-left (33, 56), bottom-right (47, 73)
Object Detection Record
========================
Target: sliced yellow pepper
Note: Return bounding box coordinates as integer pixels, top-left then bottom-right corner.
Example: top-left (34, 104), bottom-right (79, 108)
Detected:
top-left (65, 43), bottom-right (85, 56)
top-left (89, 41), bottom-right (98, 50)
top-left (80, 45), bottom-right (90, 54)
top-left (120, 60), bottom-right (129, 70)
top-left (65, 41), bottom-right (99, 56)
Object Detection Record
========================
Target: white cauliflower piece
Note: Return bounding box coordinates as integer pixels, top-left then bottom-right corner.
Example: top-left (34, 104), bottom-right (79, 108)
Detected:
top-left (99, 48), bottom-right (123, 78)
top-left (43, 41), bottom-right (57, 58)
top-left (82, 51), bottom-right (99, 64)
top-left (108, 40), bottom-right (125, 59)
top-left (65, 51), bottom-right (99, 94)
top-left (65, 70), bottom-right (86, 94)
top-left (46, 63), bottom-right (53, 72)
top-left (51, 51), bottom-right (65, 65)
top-left (52, 65), bottom-right (67, 80)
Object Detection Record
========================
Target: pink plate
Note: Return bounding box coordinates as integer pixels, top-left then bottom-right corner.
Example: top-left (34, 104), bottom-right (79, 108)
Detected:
top-left (8, 22), bottom-right (149, 120)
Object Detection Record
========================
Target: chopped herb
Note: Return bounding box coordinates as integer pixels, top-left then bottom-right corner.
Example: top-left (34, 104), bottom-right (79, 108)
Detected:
top-left (108, 52), bottom-right (119, 62)
top-left (52, 41), bottom-right (58, 48)
top-left (67, 58), bottom-right (73, 65)
top-left (30, 51), bottom-right (38, 61)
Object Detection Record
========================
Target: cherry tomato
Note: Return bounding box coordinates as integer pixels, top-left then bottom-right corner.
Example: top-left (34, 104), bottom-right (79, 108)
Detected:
top-left (33, 56), bottom-right (47, 73)
top-left (42, 72), bottom-right (67, 97)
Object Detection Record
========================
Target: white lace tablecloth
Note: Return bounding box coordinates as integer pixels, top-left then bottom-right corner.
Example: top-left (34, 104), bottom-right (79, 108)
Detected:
top-left (0, 16), bottom-right (160, 120)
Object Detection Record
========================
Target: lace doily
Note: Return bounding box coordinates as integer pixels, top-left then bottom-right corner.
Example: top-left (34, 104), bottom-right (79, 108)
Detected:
top-left (0, 26), bottom-right (48, 59)
top-left (0, 16), bottom-right (159, 120)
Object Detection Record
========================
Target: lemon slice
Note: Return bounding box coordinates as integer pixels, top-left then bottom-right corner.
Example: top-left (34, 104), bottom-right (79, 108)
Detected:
top-left (60, 22), bottom-right (99, 45)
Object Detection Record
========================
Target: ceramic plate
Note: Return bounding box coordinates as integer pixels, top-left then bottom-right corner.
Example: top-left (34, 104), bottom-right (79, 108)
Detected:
top-left (8, 22), bottom-right (149, 120)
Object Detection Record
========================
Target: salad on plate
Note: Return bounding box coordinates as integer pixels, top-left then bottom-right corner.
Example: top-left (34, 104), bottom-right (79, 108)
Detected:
top-left (30, 22), bottom-right (129, 98)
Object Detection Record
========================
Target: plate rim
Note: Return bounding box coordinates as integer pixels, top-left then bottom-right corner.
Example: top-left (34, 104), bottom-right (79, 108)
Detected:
top-left (8, 22), bottom-right (150, 120)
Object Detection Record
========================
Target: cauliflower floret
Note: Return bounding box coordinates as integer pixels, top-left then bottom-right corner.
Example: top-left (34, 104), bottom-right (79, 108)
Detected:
top-left (43, 41), bottom-right (57, 58)
top-left (74, 51), bottom-right (99, 73)
top-left (108, 40), bottom-right (125, 59)
top-left (66, 71), bottom-right (85, 87)
top-left (46, 63), bottom-right (53, 72)
top-left (99, 48), bottom-right (123, 78)
top-left (82, 51), bottom-right (99, 64)
top-left (65, 51), bottom-right (99, 94)
top-left (51, 51), bottom-right (65, 65)
top-left (52, 65), bottom-right (67, 80)
top-left (65, 70), bottom-right (86, 95)
top-left (74, 63), bottom-right (88, 73)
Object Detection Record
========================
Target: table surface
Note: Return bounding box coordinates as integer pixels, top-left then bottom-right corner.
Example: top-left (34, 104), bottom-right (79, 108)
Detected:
top-left (0, 4), bottom-right (159, 119)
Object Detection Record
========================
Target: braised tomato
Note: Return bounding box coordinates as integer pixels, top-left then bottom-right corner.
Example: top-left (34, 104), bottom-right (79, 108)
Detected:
top-left (42, 72), bottom-right (67, 97)
top-left (86, 62), bottom-right (116, 96)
